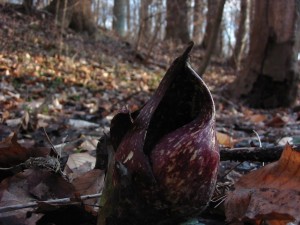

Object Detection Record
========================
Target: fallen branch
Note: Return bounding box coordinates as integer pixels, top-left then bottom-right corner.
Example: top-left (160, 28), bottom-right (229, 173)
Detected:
top-left (220, 145), bottom-right (300, 162)
top-left (0, 193), bottom-right (102, 213)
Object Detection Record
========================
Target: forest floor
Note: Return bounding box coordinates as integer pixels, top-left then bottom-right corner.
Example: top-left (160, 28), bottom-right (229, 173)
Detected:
top-left (1, 3), bottom-right (300, 225)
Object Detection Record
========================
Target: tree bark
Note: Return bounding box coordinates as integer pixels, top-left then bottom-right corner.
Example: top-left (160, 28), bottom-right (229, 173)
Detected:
top-left (196, 0), bottom-right (226, 76)
top-left (229, 0), bottom-right (248, 68)
top-left (228, 0), bottom-right (299, 109)
top-left (214, 21), bottom-right (224, 55)
top-left (94, 0), bottom-right (101, 29)
top-left (46, 0), bottom-right (97, 35)
top-left (113, 0), bottom-right (126, 37)
top-left (22, 0), bottom-right (33, 13)
top-left (165, 0), bottom-right (190, 43)
top-left (126, 0), bottom-right (131, 33)
top-left (200, 0), bottom-right (218, 49)
top-left (192, 0), bottom-right (205, 44)
top-left (140, 0), bottom-right (152, 36)
top-left (137, 0), bottom-right (153, 46)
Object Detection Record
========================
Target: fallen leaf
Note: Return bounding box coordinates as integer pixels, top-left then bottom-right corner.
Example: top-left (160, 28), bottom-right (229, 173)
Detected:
top-left (0, 169), bottom-right (74, 224)
top-left (0, 111), bottom-right (10, 121)
top-left (67, 153), bottom-right (96, 174)
top-left (72, 169), bottom-right (104, 195)
top-left (0, 170), bottom-right (33, 207)
top-left (72, 169), bottom-right (104, 209)
top-left (225, 144), bottom-right (300, 224)
top-left (277, 137), bottom-right (293, 146)
top-left (241, 107), bottom-right (254, 117)
top-left (27, 169), bottom-right (74, 200)
top-left (216, 131), bottom-right (234, 148)
top-left (68, 119), bottom-right (99, 128)
top-left (248, 114), bottom-right (267, 123)
top-left (266, 116), bottom-right (286, 127)
top-left (4, 118), bottom-right (22, 127)
top-left (0, 133), bottom-right (30, 168)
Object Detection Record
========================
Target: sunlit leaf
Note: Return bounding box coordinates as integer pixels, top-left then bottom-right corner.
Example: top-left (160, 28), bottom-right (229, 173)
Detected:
top-left (225, 144), bottom-right (300, 224)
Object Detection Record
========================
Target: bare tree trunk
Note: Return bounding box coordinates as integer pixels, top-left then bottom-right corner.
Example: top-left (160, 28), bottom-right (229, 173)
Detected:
top-left (95, 0), bottom-right (101, 27)
top-left (214, 21), bottom-right (224, 55)
top-left (70, 0), bottom-right (97, 35)
top-left (145, 0), bottom-right (164, 57)
top-left (229, 0), bottom-right (248, 68)
top-left (126, 0), bottom-right (131, 34)
top-left (133, 1), bottom-right (139, 36)
top-left (249, 0), bottom-right (255, 35)
top-left (139, 0), bottom-right (152, 44)
top-left (193, 0), bottom-right (205, 44)
top-left (113, 0), bottom-right (126, 37)
top-left (165, 0), bottom-right (190, 43)
top-left (228, 0), bottom-right (299, 108)
top-left (196, 0), bottom-right (226, 76)
top-left (46, 0), bottom-right (97, 35)
top-left (201, 0), bottom-right (218, 49)
top-left (23, 0), bottom-right (33, 13)
top-left (157, 0), bottom-right (164, 40)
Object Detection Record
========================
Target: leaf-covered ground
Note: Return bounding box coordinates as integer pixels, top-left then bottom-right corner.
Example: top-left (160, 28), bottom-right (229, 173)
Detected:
top-left (1, 4), bottom-right (300, 225)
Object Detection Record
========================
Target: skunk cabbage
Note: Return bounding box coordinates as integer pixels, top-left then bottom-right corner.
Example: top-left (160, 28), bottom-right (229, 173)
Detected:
top-left (99, 43), bottom-right (219, 225)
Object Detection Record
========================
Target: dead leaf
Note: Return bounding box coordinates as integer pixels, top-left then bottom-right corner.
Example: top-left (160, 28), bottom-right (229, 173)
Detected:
top-left (241, 107), bottom-right (254, 117)
top-left (21, 110), bottom-right (30, 130)
top-left (266, 116), bottom-right (286, 127)
top-left (248, 114), bottom-right (267, 123)
top-left (225, 144), bottom-right (300, 224)
top-left (68, 119), bottom-right (99, 129)
top-left (72, 169), bottom-right (104, 195)
top-left (66, 153), bottom-right (96, 176)
top-left (216, 131), bottom-right (234, 148)
top-left (0, 170), bottom-right (33, 207)
top-left (27, 169), bottom-right (75, 200)
top-left (0, 169), bottom-right (74, 224)
top-left (0, 111), bottom-right (10, 121)
top-left (72, 169), bottom-right (104, 209)
top-left (0, 133), bottom-right (30, 168)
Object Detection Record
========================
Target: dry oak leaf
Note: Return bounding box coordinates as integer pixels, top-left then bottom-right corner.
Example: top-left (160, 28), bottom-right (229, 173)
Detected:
top-left (225, 144), bottom-right (300, 225)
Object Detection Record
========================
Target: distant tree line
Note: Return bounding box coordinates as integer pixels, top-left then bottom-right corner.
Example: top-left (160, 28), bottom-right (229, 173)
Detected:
top-left (3, 0), bottom-right (300, 108)
top-left (18, 0), bottom-right (246, 59)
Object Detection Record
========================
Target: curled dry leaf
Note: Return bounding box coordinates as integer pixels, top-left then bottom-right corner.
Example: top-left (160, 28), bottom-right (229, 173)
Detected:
top-left (225, 144), bottom-right (300, 225)
top-left (99, 43), bottom-right (219, 224)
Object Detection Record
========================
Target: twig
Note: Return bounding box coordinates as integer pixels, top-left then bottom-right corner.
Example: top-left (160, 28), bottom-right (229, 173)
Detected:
top-left (0, 193), bottom-right (102, 213)
top-left (220, 145), bottom-right (300, 162)
top-left (43, 127), bottom-right (59, 156)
